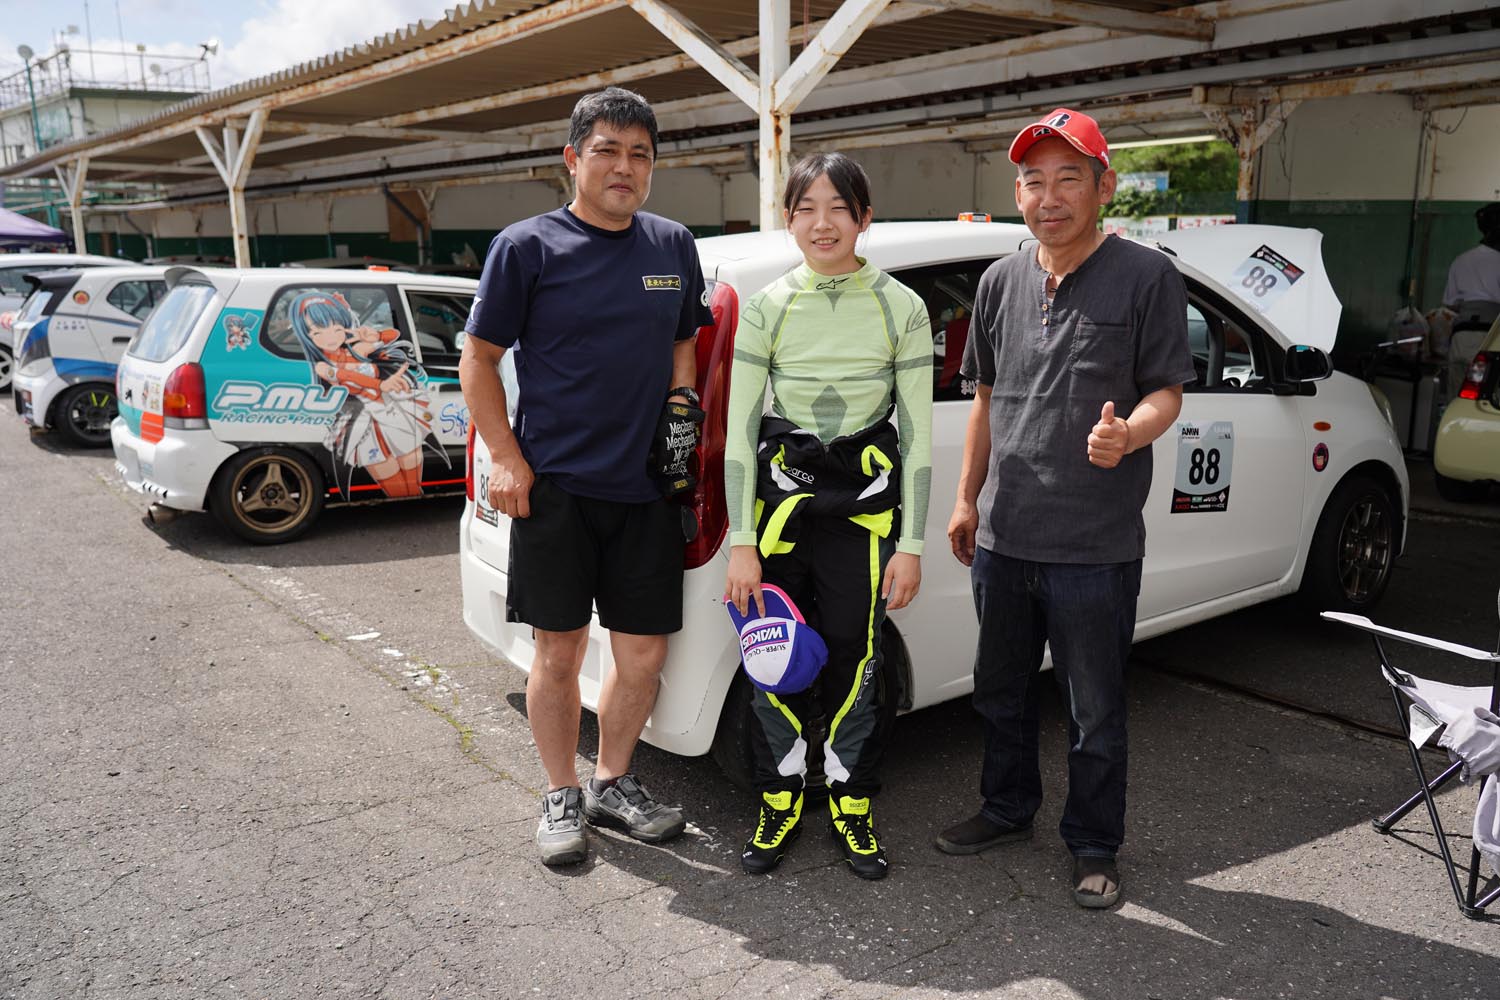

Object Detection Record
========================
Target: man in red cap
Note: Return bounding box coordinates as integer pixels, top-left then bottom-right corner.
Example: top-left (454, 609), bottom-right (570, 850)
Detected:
top-left (938, 108), bottom-right (1195, 908)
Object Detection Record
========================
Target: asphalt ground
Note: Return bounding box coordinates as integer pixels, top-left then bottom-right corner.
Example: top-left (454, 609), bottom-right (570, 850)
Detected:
top-left (3, 415), bottom-right (1499, 1000)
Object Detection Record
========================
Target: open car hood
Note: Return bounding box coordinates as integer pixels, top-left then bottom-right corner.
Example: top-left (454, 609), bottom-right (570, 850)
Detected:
top-left (1157, 225), bottom-right (1342, 353)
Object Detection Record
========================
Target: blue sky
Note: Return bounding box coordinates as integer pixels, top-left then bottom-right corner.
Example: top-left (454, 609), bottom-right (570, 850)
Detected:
top-left (1, 0), bottom-right (448, 87)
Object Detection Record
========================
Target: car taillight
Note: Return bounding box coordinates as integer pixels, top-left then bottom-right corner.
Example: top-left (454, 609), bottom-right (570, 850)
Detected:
top-left (466, 420), bottom-right (477, 502)
top-left (682, 281), bottom-right (739, 570)
top-left (162, 362), bottom-right (208, 426)
top-left (1458, 351), bottom-right (1495, 401)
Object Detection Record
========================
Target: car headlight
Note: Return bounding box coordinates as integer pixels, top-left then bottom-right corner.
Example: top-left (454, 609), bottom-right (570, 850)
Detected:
top-left (1367, 382), bottom-right (1397, 432)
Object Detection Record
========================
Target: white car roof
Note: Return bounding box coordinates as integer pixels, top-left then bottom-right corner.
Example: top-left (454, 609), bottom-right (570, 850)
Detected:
top-left (172, 266), bottom-right (479, 292)
top-left (0, 252), bottom-right (122, 268)
top-left (701, 220), bottom-right (1342, 353)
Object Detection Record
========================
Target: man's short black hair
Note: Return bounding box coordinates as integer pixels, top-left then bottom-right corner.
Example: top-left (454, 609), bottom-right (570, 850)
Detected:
top-left (568, 87), bottom-right (659, 157)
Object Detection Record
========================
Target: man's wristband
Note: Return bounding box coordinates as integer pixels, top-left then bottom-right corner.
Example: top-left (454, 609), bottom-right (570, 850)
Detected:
top-left (667, 386), bottom-right (701, 408)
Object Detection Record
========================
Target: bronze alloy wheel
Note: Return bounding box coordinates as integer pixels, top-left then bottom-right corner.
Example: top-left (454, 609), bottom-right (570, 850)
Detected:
top-left (211, 448), bottom-right (325, 544)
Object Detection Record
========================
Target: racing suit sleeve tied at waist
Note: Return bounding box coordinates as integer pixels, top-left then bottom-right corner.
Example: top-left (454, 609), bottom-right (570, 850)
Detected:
top-left (753, 409), bottom-right (902, 559)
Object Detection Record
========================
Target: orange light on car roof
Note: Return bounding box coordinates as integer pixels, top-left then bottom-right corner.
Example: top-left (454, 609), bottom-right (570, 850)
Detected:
top-left (367, 265), bottom-right (390, 271)
top-left (957, 212), bottom-right (991, 223)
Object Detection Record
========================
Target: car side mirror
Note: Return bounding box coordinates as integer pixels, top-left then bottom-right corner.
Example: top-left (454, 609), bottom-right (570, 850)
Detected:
top-left (1285, 344), bottom-right (1332, 383)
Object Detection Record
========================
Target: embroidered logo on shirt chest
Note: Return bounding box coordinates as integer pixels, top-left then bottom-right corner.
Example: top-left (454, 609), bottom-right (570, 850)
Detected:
top-left (642, 275), bottom-right (682, 291)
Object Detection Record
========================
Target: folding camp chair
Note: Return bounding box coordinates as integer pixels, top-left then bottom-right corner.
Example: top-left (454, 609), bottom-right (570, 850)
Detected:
top-left (1322, 606), bottom-right (1500, 920)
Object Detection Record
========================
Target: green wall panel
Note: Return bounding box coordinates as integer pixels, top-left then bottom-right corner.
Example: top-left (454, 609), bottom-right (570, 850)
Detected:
top-left (1253, 199), bottom-right (1492, 358)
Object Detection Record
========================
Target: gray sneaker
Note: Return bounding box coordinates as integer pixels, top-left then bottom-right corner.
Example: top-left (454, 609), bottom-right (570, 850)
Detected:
top-left (583, 774), bottom-right (686, 843)
top-left (537, 787), bottom-right (587, 866)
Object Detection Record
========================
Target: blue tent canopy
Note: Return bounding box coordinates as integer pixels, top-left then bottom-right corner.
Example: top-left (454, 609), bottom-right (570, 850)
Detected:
top-left (0, 207), bottom-right (68, 247)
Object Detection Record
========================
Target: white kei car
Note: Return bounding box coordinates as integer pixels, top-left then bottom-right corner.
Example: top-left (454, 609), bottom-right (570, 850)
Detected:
top-left (460, 222), bottom-right (1409, 784)
top-left (13, 265), bottom-right (170, 446)
top-left (0, 252), bottom-right (121, 392)
top-left (110, 266), bottom-right (478, 543)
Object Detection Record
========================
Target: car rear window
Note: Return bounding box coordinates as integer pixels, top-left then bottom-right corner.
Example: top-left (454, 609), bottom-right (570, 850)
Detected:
top-left (16, 287), bottom-right (55, 324)
top-left (128, 282), bottom-right (217, 363)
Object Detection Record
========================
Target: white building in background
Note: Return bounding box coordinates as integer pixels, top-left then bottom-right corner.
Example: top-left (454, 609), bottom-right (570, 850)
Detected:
top-left (0, 42), bottom-right (210, 212)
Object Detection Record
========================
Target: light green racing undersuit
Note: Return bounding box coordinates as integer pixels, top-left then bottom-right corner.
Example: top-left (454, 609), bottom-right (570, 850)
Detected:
top-left (724, 257), bottom-right (934, 556)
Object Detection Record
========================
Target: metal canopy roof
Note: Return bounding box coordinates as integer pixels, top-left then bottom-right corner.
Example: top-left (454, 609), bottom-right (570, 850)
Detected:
top-left (4, 0), bottom-right (1496, 258)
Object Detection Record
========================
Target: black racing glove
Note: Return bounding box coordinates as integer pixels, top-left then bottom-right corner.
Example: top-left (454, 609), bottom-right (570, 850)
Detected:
top-left (649, 399), bottom-right (705, 496)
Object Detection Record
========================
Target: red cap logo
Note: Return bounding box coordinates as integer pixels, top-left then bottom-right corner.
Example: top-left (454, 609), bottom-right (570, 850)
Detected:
top-left (1009, 108), bottom-right (1110, 168)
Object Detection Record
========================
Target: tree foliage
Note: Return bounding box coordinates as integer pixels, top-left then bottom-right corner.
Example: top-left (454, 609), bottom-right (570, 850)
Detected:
top-left (1102, 140), bottom-right (1239, 219)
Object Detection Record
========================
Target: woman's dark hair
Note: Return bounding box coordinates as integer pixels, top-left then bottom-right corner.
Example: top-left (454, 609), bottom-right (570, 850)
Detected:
top-left (569, 87), bottom-right (659, 156)
top-left (782, 152), bottom-right (872, 221)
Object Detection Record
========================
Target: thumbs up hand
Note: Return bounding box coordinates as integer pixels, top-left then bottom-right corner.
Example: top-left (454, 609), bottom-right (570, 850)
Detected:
top-left (1087, 400), bottom-right (1131, 469)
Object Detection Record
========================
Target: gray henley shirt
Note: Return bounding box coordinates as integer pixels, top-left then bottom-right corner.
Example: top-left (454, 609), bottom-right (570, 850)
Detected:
top-left (960, 234), bottom-right (1196, 564)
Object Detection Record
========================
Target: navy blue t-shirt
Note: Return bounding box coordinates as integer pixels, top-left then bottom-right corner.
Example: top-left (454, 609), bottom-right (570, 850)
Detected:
top-left (465, 207), bottom-right (712, 502)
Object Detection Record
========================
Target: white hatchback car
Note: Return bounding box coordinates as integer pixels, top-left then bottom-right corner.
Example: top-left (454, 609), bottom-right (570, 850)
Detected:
top-left (460, 222), bottom-right (1408, 783)
top-left (13, 266), bottom-right (171, 446)
top-left (0, 252), bottom-right (121, 392)
top-left (111, 266), bottom-right (478, 542)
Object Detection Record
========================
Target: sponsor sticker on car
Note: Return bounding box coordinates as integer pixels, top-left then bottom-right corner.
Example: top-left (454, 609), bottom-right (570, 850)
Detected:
top-left (1172, 420), bottom-right (1234, 513)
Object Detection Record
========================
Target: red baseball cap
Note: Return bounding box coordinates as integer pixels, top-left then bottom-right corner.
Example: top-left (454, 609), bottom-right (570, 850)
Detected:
top-left (1008, 108), bottom-right (1110, 168)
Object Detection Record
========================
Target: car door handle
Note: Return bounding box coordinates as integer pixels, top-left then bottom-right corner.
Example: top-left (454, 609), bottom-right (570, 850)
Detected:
top-left (112, 336), bottom-right (131, 343)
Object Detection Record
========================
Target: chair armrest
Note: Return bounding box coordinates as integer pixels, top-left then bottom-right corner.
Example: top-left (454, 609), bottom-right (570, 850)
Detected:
top-left (1321, 612), bottom-right (1500, 662)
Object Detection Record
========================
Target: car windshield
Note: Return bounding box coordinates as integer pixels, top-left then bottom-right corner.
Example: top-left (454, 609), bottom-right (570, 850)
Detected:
top-left (129, 282), bottom-right (217, 363)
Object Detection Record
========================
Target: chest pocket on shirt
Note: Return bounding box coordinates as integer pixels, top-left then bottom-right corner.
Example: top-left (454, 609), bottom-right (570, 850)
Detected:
top-left (643, 279), bottom-right (685, 332)
top-left (1067, 320), bottom-right (1133, 384)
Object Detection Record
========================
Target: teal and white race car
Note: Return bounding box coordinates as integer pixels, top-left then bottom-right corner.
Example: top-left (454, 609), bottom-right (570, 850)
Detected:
top-left (111, 265), bottom-right (477, 543)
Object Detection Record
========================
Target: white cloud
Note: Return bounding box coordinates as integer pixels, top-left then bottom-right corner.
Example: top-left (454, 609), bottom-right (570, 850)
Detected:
top-left (215, 0), bottom-right (448, 85)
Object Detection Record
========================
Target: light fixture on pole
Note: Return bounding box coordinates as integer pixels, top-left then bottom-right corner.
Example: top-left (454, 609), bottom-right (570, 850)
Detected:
top-left (198, 38), bottom-right (218, 90)
top-left (16, 45), bottom-right (42, 152)
top-left (16, 44), bottom-right (59, 229)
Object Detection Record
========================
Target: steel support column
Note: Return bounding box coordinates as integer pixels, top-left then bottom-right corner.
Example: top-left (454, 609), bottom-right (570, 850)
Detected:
top-left (759, 0), bottom-right (791, 231)
top-left (54, 159), bottom-right (89, 252)
top-left (1198, 91), bottom-right (1298, 224)
top-left (196, 109), bottom-right (268, 267)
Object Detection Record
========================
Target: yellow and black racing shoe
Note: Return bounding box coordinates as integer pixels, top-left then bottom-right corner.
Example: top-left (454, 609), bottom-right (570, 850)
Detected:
top-left (741, 789), bottom-right (803, 874)
top-left (830, 794), bottom-right (889, 880)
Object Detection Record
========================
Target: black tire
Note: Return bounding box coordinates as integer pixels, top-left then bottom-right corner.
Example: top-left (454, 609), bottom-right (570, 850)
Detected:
top-left (1298, 473), bottom-right (1398, 613)
top-left (54, 382), bottom-right (117, 448)
top-left (0, 343), bottom-right (12, 394)
top-left (710, 623), bottom-right (905, 796)
top-left (1434, 470), bottom-right (1488, 503)
top-left (209, 447), bottom-right (325, 544)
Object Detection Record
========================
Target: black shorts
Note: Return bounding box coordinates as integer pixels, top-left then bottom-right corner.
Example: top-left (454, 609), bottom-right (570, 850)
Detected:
top-left (506, 475), bottom-right (685, 635)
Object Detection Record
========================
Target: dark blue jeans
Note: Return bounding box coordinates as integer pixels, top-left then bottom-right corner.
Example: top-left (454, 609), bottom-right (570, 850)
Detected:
top-left (970, 547), bottom-right (1142, 859)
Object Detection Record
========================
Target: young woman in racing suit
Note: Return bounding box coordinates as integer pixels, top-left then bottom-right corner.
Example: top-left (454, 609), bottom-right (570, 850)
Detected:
top-left (723, 152), bottom-right (933, 879)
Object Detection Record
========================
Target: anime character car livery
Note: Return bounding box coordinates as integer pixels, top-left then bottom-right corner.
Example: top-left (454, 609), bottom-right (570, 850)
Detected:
top-left (461, 221), bottom-right (1410, 786)
top-left (13, 266), bottom-right (170, 446)
top-left (111, 266), bottom-right (477, 543)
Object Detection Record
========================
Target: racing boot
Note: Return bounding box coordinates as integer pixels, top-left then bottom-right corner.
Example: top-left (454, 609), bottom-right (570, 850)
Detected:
top-left (830, 794), bottom-right (888, 880)
top-left (741, 788), bottom-right (803, 874)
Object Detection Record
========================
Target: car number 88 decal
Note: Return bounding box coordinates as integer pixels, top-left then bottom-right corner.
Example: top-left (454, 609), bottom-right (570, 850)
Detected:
top-left (1172, 421), bottom-right (1233, 513)
top-left (1227, 244), bottom-right (1304, 314)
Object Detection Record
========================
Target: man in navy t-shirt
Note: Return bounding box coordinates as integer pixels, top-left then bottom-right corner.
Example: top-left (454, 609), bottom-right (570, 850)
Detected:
top-left (459, 87), bottom-right (712, 867)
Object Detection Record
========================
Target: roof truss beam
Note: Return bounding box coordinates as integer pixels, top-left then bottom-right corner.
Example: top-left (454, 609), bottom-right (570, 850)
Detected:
top-left (256, 119), bottom-right (525, 147)
top-left (910, 0), bottom-right (1214, 41)
top-left (7, 0), bottom-right (625, 171)
top-left (369, 0), bottom-right (943, 130)
top-left (775, 0), bottom-right (895, 113)
top-left (626, 0), bottom-right (760, 110)
top-left (1415, 86), bottom-right (1500, 111)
